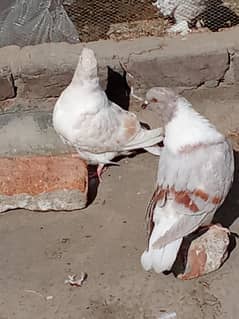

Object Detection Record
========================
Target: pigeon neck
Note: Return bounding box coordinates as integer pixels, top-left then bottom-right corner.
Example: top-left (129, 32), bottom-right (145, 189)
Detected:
top-left (71, 61), bottom-right (98, 85)
top-left (71, 73), bottom-right (100, 88)
top-left (164, 102), bottom-right (224, 154)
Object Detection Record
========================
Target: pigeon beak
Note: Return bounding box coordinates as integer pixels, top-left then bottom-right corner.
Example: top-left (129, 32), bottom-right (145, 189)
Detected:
top-left (141, 100), bottom-right (149, 109)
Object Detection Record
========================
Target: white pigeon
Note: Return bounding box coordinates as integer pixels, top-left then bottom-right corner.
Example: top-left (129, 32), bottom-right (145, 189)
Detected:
top-left (52, 48), bottom-right (163, 180)
top-left (153, 0), bottom-right (207, 35)
top-left (140, 87), bottom-right (234, 273)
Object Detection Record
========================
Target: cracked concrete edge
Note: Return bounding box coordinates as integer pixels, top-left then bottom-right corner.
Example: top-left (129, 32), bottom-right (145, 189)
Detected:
top-left (0, 26), bottom-right (239, 105)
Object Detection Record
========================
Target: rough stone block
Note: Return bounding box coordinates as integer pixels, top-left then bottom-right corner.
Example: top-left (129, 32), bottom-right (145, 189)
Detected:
top-left (175, 225), bottom-right (230, 280)
top-left (0, 28), bottom-right (237, 101)
top-left (232, 53), bottom-right (239, 82)
top-left (15, 72), bottom-right (73, 99)
top-left (12, 42), bottom-right (79, 99)
top-left (0, 154), bottom-right (88, 213)
top-left (0, 67), bottom-right (15, 101)
top-left (15, 67), bottom-right (110, 99)
top-left (127, 50), bottom-right (229, 88)
top-left (13, 42), bottom-right (111, 98)
top-left (0, 111), bottom-right (71, 156)
top-left (0, 46), bottom-right (19, 101)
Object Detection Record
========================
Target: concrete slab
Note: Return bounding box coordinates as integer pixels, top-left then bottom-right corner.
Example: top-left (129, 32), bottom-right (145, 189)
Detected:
top-left (0, 27), bottom-right (239, 103)
top-left (0, 111), bottom-right (70, 156)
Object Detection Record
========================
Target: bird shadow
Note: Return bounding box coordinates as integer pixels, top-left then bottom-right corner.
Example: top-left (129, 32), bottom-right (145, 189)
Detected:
top-left (105, 66), bottom-right (131, 111)
top-left (213, 150), bottom-right (239, 228)
top-left (86, 165), bottom-right (100, 206)
top-left (200, 0), bottom-right (239, 31)
top-left (86, 148), bottom-right (147, 206)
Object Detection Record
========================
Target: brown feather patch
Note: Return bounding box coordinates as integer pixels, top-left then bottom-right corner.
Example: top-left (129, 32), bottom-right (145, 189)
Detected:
top-left (124, 115), bottom-right (138, 140)
top-left (211, 196), bottom-right (222, 205)
top-left (179, 141), bottom-right (223, 154)
top-left (179, 143), bottom-right (205, 154)
top-left (172, 188), bottom-right (199, 213)
top-left (145, 183), bottom-right (222, 250)
top-left (194, 189), bottom-right (209, 201)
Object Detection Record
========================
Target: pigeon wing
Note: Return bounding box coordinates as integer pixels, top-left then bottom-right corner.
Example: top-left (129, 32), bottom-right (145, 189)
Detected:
top-left (147, 140), bottom-right (234, 250)
top-left (72, 101), bottom-right (163, 153)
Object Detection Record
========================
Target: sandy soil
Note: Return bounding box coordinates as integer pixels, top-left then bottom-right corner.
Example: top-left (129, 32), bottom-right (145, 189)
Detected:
top-left (1, 87), bottom-right (239, 319)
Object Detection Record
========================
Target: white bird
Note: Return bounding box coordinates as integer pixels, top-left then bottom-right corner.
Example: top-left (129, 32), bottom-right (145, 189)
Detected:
top-left (153, 0), bottom-right (207, 35)
top-left (52, 48), bottom-right (163, 180)
top-left (141, 87), bottom-right (234, 273)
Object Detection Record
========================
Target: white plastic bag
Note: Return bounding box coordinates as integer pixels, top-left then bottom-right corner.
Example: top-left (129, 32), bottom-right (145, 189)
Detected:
top-left (0, 0), bottom-right (79, 48)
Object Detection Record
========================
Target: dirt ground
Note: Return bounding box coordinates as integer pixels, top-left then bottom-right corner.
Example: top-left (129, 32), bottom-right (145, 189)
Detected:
top-left (64, 0), bottom-right (239, 42)
top-left (1, 86), bottom-right (239, 319)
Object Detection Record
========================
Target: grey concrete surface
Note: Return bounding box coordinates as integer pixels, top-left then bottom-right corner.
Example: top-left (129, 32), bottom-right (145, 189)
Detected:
top-left (0, 85), bottom-right (238, 157)
top-left (0, 111), bottom-right (70, 156)
top-left (0, 84), bottom-right (238, 319)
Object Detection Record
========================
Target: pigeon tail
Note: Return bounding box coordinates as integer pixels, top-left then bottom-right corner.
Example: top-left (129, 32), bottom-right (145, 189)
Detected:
top-left (144, 145), bottom-right (162, 156)
top-left (123, 128), bottom-right (163, 151)
top-left (141, 238), bottom-right (182, 273)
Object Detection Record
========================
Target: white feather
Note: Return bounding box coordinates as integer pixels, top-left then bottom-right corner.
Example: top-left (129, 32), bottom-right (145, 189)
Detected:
top-left (141, 202), bottom-right (183, 272)
top-left (53, 48), bottom-right (163, 166)
top-left (164, 98), bottom-right (224, 155)
top-left (141, 88), bottom-right (234, 274)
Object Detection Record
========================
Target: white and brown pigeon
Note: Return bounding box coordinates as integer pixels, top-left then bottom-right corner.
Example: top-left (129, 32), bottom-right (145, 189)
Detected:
top-left (140, 87), bottom-right (234, 273)
top-left (153, 0), bottom-right (207, 35)
top-left (52, 48), bottom-right (163, 180)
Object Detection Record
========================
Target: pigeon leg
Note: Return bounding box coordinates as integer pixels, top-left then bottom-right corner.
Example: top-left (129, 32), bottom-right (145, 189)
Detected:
top-left (88, 171), bottom-right (98, 179)
top-left (88, 164), bottom-right (107, 181)
top-left (97, 164), bottom-right (107, 182)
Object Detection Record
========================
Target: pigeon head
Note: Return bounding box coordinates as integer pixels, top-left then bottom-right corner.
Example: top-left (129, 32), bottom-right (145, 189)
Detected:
top-left (142, 87), bottom-right (178, 125)
top-left (73, 47), bottom-right (98, 82)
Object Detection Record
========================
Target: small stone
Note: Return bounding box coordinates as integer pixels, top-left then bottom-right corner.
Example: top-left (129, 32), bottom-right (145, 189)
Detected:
top-left (204, 80), bottom-right (219, 88)
top-left (61, 238), bottom-right (70, 244)
top-left (46, 296), bottom-right (53, 301)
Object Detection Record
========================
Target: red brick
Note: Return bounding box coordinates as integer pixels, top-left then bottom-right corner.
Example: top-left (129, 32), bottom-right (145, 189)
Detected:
top-left (177, 225), bottom-right (230, 280)
top-left (0, 154), bottom-right (88, 212)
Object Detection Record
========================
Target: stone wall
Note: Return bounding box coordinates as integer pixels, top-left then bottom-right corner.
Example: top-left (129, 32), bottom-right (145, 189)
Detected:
top-left (0, 26), bottom-right (239, 107)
